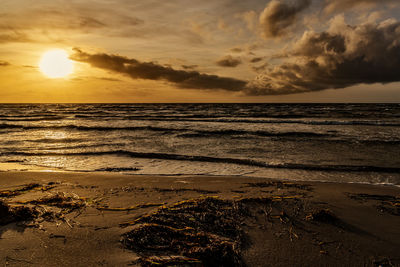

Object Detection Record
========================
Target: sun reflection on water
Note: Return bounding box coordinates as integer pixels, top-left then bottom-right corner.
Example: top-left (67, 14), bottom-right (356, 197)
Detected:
top-left (39, 156), bottom-right (69, 169)
top-left (36, 130), bottom-right (70, 169)
top-left (43, 130), bottom-right (68, 140)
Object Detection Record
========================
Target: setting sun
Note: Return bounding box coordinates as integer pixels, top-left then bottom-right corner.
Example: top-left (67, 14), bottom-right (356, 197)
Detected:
top-left (39, 49), bottom-right (74, 78)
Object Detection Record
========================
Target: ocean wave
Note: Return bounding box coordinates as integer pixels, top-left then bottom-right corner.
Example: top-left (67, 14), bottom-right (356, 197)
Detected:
top-left (0, 124), bottom-right (27, 129)
top-left (0, 124), bottom-right (334, 138)
top-left (0, 114), bottom-right (65, 118)
top-left (0, 123), bottom-right (338, 139)
top-left (31, 143), bottom-right (126, 151)
top-left (0, 117), bottom-right (66, 122)
top-left (2, 123), bottom-right (399, 143)
top-left (27, 138), bottom-right (89, 143)
top-left (0, 124), bottom-right (177, 132)
top-left (73, 114), bottom-right (308, 120)
top-left (2, 150), bottom-right (399, 173)
top-left (56, 116), bottom-right (400, 126)
top-left (357, 140), bottom-right (400, 145)
top-left (94, 167), bottom-right (140, 172)
top-left (177, 130), bottom-right (332, 138)
top-left (0, 124), bottom-right (400, 145)
top-left (1, 114), bottom-right (399, 127)
top-left (208, 119), bottom-right (400, 126)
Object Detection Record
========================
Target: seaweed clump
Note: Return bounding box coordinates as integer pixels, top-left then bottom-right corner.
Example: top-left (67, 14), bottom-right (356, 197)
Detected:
top-left (0, 200), bottom-right (38, 225)
top-left (0, 183), bottom-right (41, 197)
top-left (16, 192), bottom-right (86, 212)
top-left (306, 209), bottom-right (339, 224)
top-left (121, 197), bottom-right (254, 267)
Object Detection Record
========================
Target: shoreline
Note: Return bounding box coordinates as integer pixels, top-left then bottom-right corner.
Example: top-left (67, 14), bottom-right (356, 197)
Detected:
top-left (1, 171), bottom-right (399, 266)
top-left (1, 164), bottom-right (399, 188)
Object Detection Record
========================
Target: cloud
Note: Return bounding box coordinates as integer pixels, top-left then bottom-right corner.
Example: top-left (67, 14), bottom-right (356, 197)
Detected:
top-left (71, 48), bottom-right (247, 91)
top-left (72, 75), bottom-right (122, 82)
top-left (259, 0), bottom-right (311, 38)
top-left (246, 17), bottom-right (400, 95)
top-left (237, 10), bottom-right (258, 32)
top-left (72, 14), bottom-right (400, 98)
top-left (181, 65), bottom-right (198, 70)
top-left (250, 57), bottom-right (263, 63)
top-left (96, 77), bottom-right (122, 82)
top-left (0, 61), bottom-right (10, 66)
top-left (324, 0), bottom-right (398, 13)
top-left (230, 47), bottom-right (243, 53)
top-left (0, 5), bottom-right (144, 43)
top-left (188, 21), bottom-right (212, 42)
top-left (251, 63), bottom-right (269, 73)
top-left (0, 32), bottom-right (31, 43)
top-left (216, 55), bottom-right (242, 67)
top-left (0, 10), bottom-right (108, 31)
top-left (217, 18), bottom-right (230, 32)
top-left (71, 16), bottom-right (106, 29)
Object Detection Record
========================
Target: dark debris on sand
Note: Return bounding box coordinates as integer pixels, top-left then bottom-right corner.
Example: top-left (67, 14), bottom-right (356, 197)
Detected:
top-left (373, 258), bottom-right (396, 267)
top-left (16, 192), bottom-right (86, 212)
top-left (346, 193), bottom-right (400, 216)
top-left (120, 193), bottom-right (391, 267)
top-left (244, 181), bottom-right (312, 191)
top-left (0, 191), bottom-right (88, 230)
top-left (0, 182), bottom-right (57, 198)
top-left (306, 209), bottom-right (339, 224)
top-left (121, 196), bottom-right (319, 266)
top-left (0, 181), bottom-right (87, 231)
top-left (121, 197), bottom-right (255, 267)
top-left (0, 183), bottom-right (41, 197)
top-left (0, 200), bottom-right (39, 226)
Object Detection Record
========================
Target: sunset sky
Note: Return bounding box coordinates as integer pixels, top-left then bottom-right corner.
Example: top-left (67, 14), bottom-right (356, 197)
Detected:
top-left (1, 0), bottom-right (400, 102)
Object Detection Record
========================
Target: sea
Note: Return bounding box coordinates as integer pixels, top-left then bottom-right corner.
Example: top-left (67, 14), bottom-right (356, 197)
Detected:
top-left (0, 103), bottom-right (399, 186)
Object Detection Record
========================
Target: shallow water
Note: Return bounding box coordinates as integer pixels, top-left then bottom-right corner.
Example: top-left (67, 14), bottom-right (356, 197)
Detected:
top-left (0, 103), bottom-right (399, 185)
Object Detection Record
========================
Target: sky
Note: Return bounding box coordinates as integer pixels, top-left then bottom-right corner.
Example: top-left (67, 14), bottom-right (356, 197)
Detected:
top-left (1, 0), bottom-right (400, 103)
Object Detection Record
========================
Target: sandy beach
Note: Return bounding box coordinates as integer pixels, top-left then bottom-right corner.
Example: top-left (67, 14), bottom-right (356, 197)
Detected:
top-left (0, 171), bottom-right (399, 266)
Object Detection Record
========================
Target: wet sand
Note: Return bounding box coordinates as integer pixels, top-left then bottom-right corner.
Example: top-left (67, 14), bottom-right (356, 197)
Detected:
top-left (0, 172), bottom-right (399, 266)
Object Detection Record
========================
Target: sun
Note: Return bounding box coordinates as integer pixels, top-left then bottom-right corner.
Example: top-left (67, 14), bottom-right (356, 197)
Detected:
top-left (39, 49), bottom-right (74, 78)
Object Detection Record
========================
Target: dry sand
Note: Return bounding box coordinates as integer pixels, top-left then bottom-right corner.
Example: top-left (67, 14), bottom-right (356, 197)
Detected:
top-left (0, 171), bottom-right (399, 266)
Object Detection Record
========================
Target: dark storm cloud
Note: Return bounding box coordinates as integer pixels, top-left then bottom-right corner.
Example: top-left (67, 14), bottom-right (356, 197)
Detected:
top-left (216, 55), bottom-right (242, 67)
top-left (181, 64), bottom-right (198, 70)
top-left (246, 18), bottom-right (400, 95)
top-left (72, 14), bottom-right (400, 98)
top-left (71, 49), bottom-right (247, 91)
top-left (96, 77), bottom-right (122, 82)
top-left (259, 0), bottom-right (311, 38)
top-left (251, 63), bottom-right (269, 73)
